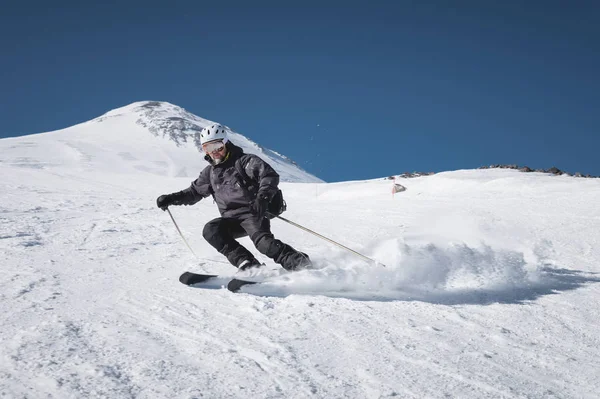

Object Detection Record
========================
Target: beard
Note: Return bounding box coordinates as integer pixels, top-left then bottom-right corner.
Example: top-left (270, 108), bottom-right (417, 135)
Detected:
top-left (211, 152), bottom-right (226, 165)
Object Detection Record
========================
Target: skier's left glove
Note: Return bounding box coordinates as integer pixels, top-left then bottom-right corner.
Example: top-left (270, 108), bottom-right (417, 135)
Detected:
top-left (157, 194), bottom-right (176, 211)
top-left (251, 194), bottom-right (270, 219)
top-left (156, 190), bottom-right (193, 211)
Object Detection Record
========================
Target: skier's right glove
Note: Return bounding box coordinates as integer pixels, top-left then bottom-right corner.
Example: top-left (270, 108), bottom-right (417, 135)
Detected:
top-left (251, 194), bottom-right (270, 219)
top-left (156, 190), bottom-right (191, 211)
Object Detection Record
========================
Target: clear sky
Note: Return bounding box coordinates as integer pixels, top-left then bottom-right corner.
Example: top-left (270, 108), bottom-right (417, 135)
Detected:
top-left (1, 1), bottom-right (598, 182)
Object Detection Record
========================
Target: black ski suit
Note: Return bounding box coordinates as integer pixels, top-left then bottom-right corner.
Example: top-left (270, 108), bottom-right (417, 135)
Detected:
top-left (175, 142), bottom-right (308, 270)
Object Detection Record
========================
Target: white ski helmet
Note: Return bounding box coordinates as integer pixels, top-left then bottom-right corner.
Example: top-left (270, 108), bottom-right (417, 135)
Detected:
top-left (200, 124), bottom-right (229, 145)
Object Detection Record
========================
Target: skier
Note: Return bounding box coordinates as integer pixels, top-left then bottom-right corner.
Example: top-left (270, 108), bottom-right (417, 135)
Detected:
top-left (156, 124), bottom-right (311, 271)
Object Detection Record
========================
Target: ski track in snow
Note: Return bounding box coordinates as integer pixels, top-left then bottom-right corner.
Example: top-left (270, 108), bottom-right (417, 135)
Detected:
top-left (2, 165), bottom-right (600, 398)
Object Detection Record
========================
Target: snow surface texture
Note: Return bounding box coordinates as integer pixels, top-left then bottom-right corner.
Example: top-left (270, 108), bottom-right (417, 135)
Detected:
top-left (2, 103), bottom-right (600, 398)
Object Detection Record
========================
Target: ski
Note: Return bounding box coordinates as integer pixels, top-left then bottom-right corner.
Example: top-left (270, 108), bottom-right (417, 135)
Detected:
top-left (226, 266), bottom-right (294, 292)
top-left (179, 271), bottom-right (260, 292)
top-left (179, 271), bottom-right (219, 285)
top-left (227, 278), bottom-right (259, 292)
top-left (180, 266), bottom-right (292, 292)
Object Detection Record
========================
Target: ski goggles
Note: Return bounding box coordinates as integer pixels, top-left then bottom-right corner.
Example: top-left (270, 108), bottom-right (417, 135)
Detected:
top-left (202, 140), bottom-right (226, 153)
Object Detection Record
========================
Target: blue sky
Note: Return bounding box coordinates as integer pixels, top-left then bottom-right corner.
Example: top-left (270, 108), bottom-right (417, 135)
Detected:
top-left (1, 1), bottom-right (598, 182)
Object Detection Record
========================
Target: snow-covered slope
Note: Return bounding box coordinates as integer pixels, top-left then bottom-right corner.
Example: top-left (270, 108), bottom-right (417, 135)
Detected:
top-left (0, 101), bottom-right (322, 183)
top-left (1, 122), bottom-right (600, 398)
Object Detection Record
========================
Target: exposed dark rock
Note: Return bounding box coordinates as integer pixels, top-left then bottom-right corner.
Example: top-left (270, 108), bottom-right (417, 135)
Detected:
top-left (392, 183), bottom-right (407, 193)
top-left (391, 165), bottom-right (598, 180)
top-left (387, 171), bottom-right (435, 180)
top-left (399, 172), bottom-right (435, 178)
top-left (480, 164), bottom-right (598, 178)
top-left (133, 102), bottom-right (211, 149)
top-left (547, 167), bottom-right (562, 175)
top-left (140, 101), bottom-right (162, 109)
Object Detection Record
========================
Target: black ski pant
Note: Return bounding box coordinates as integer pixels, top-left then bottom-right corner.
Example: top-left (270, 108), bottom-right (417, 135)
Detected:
top-left (202, 214), bottom-right (306, 270)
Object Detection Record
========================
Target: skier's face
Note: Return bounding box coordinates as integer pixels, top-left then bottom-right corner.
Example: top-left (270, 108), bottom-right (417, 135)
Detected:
top-left (203, 140), bottom-right (227, 161)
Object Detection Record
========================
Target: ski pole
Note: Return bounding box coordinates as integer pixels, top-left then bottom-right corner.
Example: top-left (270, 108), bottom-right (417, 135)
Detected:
top-left (270, 213), bottom-right (386, 267)
top-left (166, 208), bottom-right (198, 259)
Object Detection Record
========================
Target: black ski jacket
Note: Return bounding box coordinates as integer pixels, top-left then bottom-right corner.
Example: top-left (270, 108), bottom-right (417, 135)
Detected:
top-left (181, 142), bottom-right (280, 218)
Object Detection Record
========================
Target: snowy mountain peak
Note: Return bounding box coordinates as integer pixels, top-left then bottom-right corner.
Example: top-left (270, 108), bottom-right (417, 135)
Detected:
top-left (97, 101), bottom-right (198, 121)
top-left (1, 101), bottom-right (323, 183)
top-left (94, 101), bottom-right (213, 147)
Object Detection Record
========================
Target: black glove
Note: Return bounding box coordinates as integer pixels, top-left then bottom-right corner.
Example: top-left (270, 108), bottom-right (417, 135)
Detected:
top-left (251, 194), bottom-right (270, 219)
top-left (156, 190), bottom-right (190, 211)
